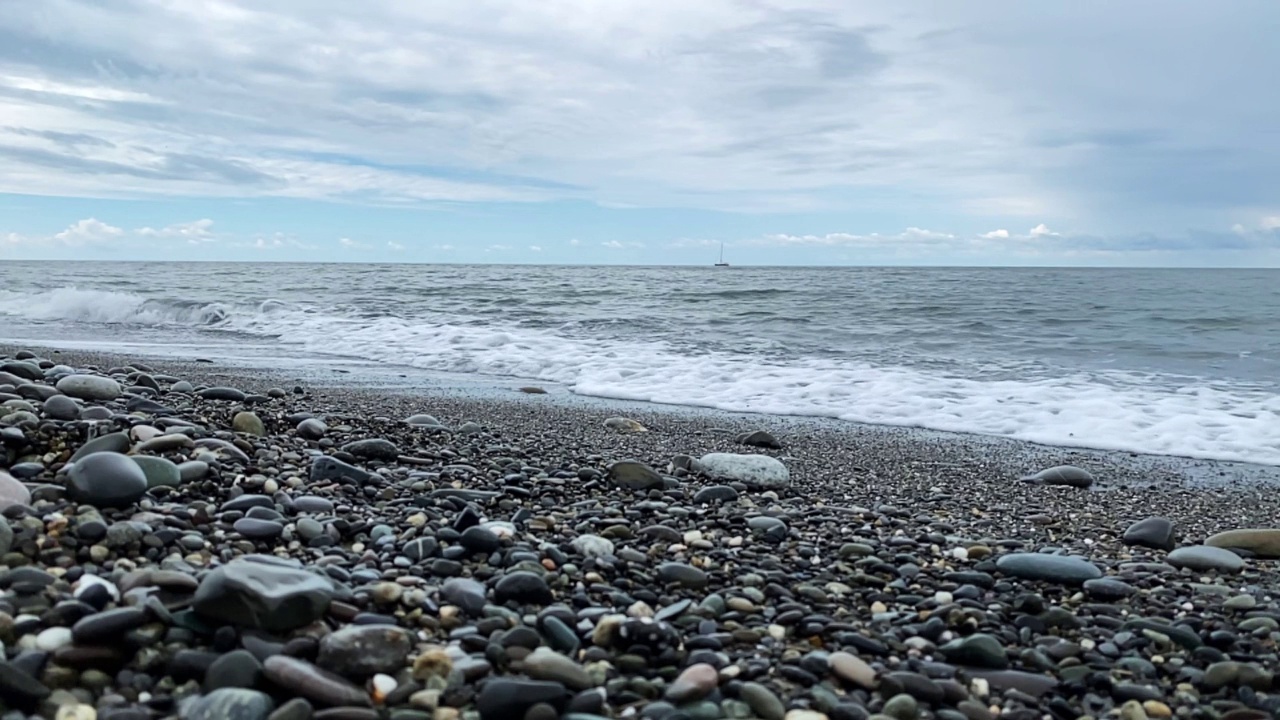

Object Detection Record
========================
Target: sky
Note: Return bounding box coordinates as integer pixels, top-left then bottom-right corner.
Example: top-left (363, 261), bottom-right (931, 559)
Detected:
top-left (0, 1), bottom-right (1278, 267)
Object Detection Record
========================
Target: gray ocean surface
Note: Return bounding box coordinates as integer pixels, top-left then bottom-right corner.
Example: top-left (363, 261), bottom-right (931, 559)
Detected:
top-left (1, 262), bottom-right (1277, 464)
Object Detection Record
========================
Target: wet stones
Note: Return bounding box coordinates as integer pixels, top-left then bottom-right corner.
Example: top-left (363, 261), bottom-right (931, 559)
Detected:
top-left (70, 431), bottom-right (131, 462)
top-left (736, 429), bottom-right (782, 449)
top-left (692, 452), bottom-right (790, 489)
top-left (606, 460), bottom-right (665, 490)
top-left (0, 471), bottom-right (32, 510)
top-left (205, 650), bottom-right (263, 692)
top-left (570, 534), bottom-right (615, 558)
top-left (442, 578), bottom-right (487, 616)
top-left (995, 553), bottom-right (1102, 584)
top-left (1083, 577), bottom-right (1137, 599)
top-left (55, 374), bottom-right (121, 401)
top-left (132, 455), bottom-right (182, 489)
top-left (42, 394), bottom-right (80, 420)
top-left (692, 484), bottom-right (739, 503)
top-left (192, 556), bottom-right (336, 632)
top-left (317, 625), bottom-right (413, 678)
top-left (405, 413), bottom-right (446, 428)
top-left (0, 659), bottom-right (51, 706)
top-left (1205, 528), bottom-right (1280, 558)
top-left (67, 452), bottom-right (149, 508)
top-left (522, 647), bottom-right (594, 690)
top-left (297, 417), bottom-right (327, 440)
top-left (233, 517), bottom-right (285, 540)
top-left (665, 662), bottom-right (719, 703)
top-left (940, 633), bottom-right (1009, 669)
top-left (1020, 464), bottom-right (1095, 488)
top-left (1123, 517), bottom-right (1176, 551)
top-left (476, 678), bottom-right (568, 720)
top-left (232, 411), bottom-right (266, 436)
top-left (739, 681), bottom-right (786, 720)
top-left (1167, 545), bottom-right (1245, 573)
top-left (310, 456), bottom-right (375, 485)
top-left (71, 607), bottom-right (147, 644)
top-left (656, 562), bottom-right (709, 589)
top-left (459, 525), bottom-right (502, 553)
top-left (180, 687), bottom-right (275, 720)
top-left (830, 651), bottom-right (877, 689)
top-left (262, 655), bottom-right (371, 707)
top-left (341, 438), bottom-right (400, 461)
top-left (494, 571), bottom-right (553, 605)
top-left (198, 387), bottom-right (247, 402)
top-left (603, 417), bottom-right (647, 433)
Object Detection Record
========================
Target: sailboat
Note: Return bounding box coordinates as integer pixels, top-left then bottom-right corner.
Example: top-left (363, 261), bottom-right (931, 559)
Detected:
top-left (714, 242), bottom-right (730, 267)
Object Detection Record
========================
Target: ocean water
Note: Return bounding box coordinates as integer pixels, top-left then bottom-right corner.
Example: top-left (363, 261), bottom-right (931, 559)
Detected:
top-left (1, 262), bottom-right (1277, 465)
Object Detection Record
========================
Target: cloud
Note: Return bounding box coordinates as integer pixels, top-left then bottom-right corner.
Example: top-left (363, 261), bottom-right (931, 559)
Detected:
top-left (5, 217), bottom-right (125, 247)
top-left (485, 244), bottom-right (512, 252)
top-left (602, 240), bottom-right (644, 249)
top-left (247, 233), bottom-right (316, 251)
top-left (568, 238), bottom-right (581, 246)
top-left (137, 218), bottom-right (216, 244)
top-left (742, 222), bottom-right (1280, 260)
top-left (338, 237), bottom-right (370, 249)
top-left (432, 244), bottom-right (455, 251)
top-left (528, 245), bottom-right (542, 251)
top-left (387, 240), bottom-right (405, 250)
top-left (4, 217), bottom-right (225, 250)
top-left (51, 218), bottom-right (124, 246)
top-left (754, 227), bottom-right (957, 247)
top-left (1029, 223), bottom-right (1059, 238)
top-left (666, 237), bottom-right (722, 248)
top-left (0, 1), bottom-right (1273, 228)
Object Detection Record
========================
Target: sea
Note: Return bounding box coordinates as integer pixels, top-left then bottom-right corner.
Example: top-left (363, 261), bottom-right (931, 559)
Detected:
top-left (1, 262), bottom-right (1277, 466)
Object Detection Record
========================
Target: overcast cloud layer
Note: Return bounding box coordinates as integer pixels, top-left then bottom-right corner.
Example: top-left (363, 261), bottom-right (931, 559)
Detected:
top-left (1, 1), bottom-right (1277, 265)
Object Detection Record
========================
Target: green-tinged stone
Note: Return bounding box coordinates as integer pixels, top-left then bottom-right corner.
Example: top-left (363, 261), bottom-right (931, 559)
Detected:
top-left (132, 455), bottom-right (181, 488)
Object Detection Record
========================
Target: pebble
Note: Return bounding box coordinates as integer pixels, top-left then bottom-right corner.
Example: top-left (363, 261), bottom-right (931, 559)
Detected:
top-left (181, 687), bottom-right (275, 720)
top-left (1019, 464), bottom-right (1095, 488)
top-left (606, 460), bottom-right (665, 490)
top-left (665, 663), bottom-right (720, 703)
top-left (193, 556), bottom-right (335, 631)
top-left (1166, 545), bottom-right (1245, 573)
top-left (55, 374), bottom-right (121, 401)
top-left (692, 452), bottom-right (790, 489)
top-left (262, 655), bottom-right (372, 707)
top-left (68, 452), bottom-right (149, 508)
top-left (1122, 516), bottom-right (1176, 551)
top-left (994, 553), bottom-right (1102, 584)
top-left (739, 681), bottom-right (786, 720)
top-left (1205, 528), bottom-right (1280, 558)
top-left (522, 647), bottom-right (594, 690)
top-left (317, 625), bottom-right (413, 678)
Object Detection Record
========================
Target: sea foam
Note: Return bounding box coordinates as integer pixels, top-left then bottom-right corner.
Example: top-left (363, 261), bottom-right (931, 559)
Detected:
top-left (2, 286), bottom-right (1277, 465)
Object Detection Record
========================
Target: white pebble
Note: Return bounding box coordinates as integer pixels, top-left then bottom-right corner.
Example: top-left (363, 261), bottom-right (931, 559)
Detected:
top-left (36, 627), bottom-right (73, 652)
top-left (934, 591), bottom-right (953, 604)
top-left (75, 573), bottom-right (120, 602)
top-left (370, 673), bottom-right (396, 702)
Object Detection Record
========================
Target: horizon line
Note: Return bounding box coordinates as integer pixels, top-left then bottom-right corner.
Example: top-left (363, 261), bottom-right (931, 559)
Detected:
top-left (1, 258), bottom-right (1276, 270)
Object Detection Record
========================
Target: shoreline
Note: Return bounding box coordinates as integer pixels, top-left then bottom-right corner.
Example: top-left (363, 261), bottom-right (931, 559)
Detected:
top-left (7, 340), bottom-right (1280, 491)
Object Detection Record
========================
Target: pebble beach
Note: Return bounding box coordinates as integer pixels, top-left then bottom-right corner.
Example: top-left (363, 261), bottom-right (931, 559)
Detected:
top-left (3, 345), bottom-right (1280, 720)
